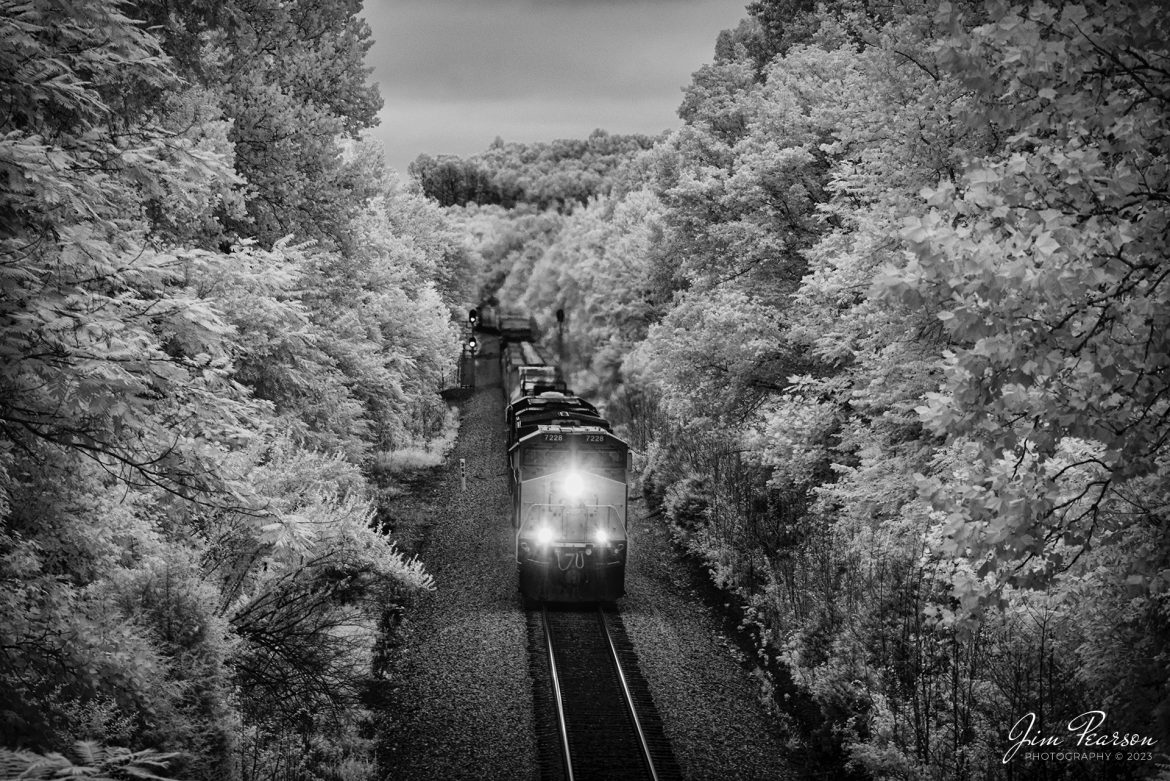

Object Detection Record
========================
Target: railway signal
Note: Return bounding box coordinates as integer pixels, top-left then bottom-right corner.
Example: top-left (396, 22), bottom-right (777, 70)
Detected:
top-left (555, 307), bottom-right (566, 366)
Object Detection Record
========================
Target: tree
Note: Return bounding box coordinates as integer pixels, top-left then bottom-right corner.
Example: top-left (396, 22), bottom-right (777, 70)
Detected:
top-left (1, 3), bottom-right (443, 778)
top-left (892, 0), bottom-right (1170, 605)
top-left (411, 132), bottom-right (659, 211)
top-left (133, 0), bottom-right (384, 247)
top-left (1, 2), bottom-right (258, 766)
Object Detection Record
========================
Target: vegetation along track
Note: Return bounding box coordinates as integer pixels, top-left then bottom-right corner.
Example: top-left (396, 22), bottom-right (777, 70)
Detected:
top-left (527, 604), bottom-right (683, 781)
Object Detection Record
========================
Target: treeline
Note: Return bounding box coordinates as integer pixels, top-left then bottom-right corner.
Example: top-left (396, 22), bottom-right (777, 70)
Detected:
top-left (410, 130), bottom-right (660, 210)
top-left (456, 1), bottom-right (1170, 778)
top-left (1, 1), bottom-right (468, 779)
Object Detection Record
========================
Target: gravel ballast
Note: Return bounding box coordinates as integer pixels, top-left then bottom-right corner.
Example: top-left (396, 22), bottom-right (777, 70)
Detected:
top-left (379, 338), bottom-right (799, 779)
top-left (621, 502), bottom-right (797, 780)
top-left (378, 347), bottom-right (538, 781)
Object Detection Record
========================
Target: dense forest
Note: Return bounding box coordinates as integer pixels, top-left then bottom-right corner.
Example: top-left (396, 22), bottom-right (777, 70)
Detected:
top-left (0, 0), bottom-right (468, 777)
top-left (3, 0), bottom-right (1168, 779)
top-left (437, 1), bottom-right (1170, 779)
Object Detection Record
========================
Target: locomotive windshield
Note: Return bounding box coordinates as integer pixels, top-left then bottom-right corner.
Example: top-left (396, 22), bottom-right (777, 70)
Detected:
top-left (517, 430), bottom-right (627, 474)
top-left (521, 447), bottom-right (625, 468)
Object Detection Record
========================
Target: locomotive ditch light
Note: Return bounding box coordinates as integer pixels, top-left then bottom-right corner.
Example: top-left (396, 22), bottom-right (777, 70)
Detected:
top-left (594, 528), bottom-right (609, 546)
top-left (534, 525), bottom-right (556, 547)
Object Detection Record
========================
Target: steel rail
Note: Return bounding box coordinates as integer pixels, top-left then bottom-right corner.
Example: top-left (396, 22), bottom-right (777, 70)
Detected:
top-left (541, 606), bottom-right (575, 781)
top-left (597, 607), bottom-right (660, 781)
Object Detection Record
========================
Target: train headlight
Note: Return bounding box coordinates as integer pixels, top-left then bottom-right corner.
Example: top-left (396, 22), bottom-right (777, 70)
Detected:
top-left (534, 525), bottom-right (556, 547)
top-left (562, 469), bottom-right (586, 500)
top-left (594, 529), bottom-right (609, 546)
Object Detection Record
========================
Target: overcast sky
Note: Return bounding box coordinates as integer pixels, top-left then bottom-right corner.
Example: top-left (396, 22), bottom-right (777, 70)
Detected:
top-left (361, 0), bottom-right (750, 173)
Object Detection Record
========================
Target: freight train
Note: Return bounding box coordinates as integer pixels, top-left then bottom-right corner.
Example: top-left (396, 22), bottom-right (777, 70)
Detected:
top-left (492, 320), bottom-right (630, 603)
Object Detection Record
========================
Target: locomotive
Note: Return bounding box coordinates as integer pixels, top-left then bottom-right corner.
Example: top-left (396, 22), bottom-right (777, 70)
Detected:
top-left (497, 329), bottom-right (630, 603)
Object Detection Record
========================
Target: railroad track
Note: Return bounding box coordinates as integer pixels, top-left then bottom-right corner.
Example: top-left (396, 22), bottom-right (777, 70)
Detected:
top-left (529, 605), bottom-right (682, 781)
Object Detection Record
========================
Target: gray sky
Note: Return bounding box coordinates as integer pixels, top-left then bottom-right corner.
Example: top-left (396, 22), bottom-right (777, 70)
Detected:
top-left (361, 0), bottom-right (749, 173)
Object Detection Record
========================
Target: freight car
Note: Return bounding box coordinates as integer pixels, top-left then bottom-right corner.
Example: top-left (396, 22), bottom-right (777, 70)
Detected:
top-left (499, 311), bottom-right (536, 343)
top-left (471, 303), bottom-right (536, 343)
top-left (501, 341), bottom-right (567, 404)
